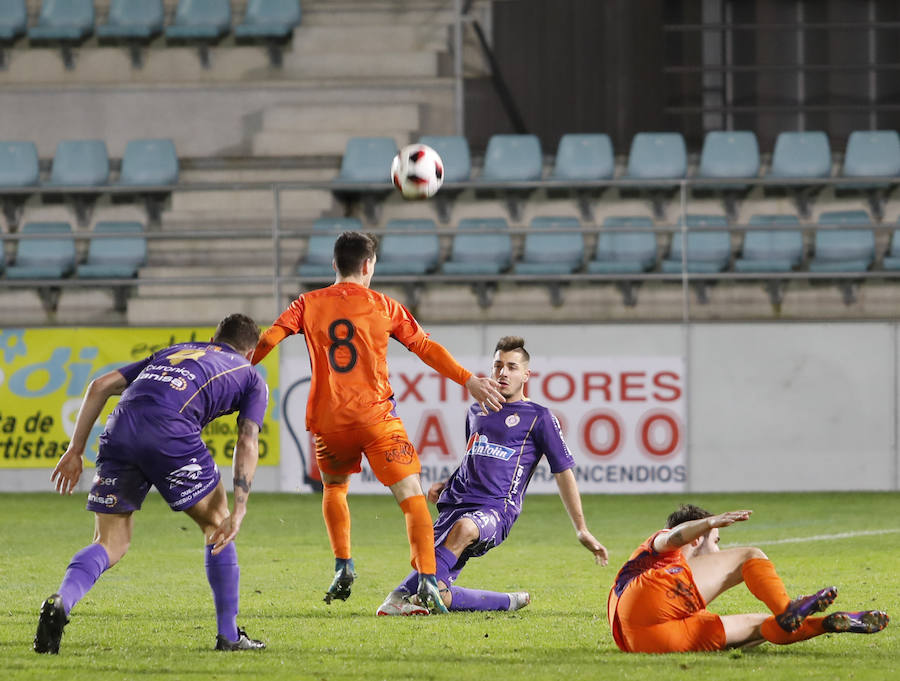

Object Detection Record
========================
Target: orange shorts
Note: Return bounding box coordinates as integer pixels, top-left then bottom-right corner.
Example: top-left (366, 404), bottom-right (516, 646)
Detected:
top-left (615, 610), bottom-right (726, 653)
top-left (314, 418), bottom-right (420, 487)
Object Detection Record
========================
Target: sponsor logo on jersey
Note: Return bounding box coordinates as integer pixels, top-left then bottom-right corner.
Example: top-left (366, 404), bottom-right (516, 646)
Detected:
top-left (509, 464), bottom-right (525, 499)
top-left (504, 413), bottom-right (520, 428)
top-left (88, 492), bottom-right (118, 508)
top-left (466, 433), bottom-right (516, 461)
top-left (166, 458), bottom-right (203, 489)
top-left (92, 474), bottom-right (118, 487)
top-left (135, 369), bottom-right (190, 391)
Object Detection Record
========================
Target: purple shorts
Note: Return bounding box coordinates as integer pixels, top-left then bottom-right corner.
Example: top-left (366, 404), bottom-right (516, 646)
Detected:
top-left (433, 503), bottom-right (516, 579)
top-left (86, 408), bottom-right (220, 514)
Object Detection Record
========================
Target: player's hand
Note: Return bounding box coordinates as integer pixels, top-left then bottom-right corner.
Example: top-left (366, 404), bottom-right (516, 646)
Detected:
top-left (51, 447), bottom-right (85, 495)
top-left (209, 512), bottom-right (244, 555)
top-left (577, 529), bottom-right (609, 566)
top-left (465, 375), bottom-right (505, 413)
top-left (709, 510), bottom-right (752, 529)
top-left (427, 481), bottom-right (446, 504)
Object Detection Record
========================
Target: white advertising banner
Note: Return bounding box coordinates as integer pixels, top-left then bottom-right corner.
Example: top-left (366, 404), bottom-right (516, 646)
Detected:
top-left (279, 354), bottom-right (686, 494)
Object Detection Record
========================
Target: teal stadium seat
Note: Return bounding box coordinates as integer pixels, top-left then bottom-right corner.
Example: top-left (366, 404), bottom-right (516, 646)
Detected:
top-left (76, 222), bottom-right (147, 278)
top-left (514, 217), bottom-right (584, 275)
top-left (661, 215), bottom-right (731, 273)
top-left (479, 135), bottom-right (543, 182)
top-left (808, 210), bottom-right (875, 273)
top-left (336, 137), bottom-right (397, 184)
top-left (588, 217), bottom-right (657, 274)
top-left (28, 0), bottom-right (94, 42)
top-left (49, 140), bottom-right (110, 186)
top-left (551, 134), bottom-right (614, 181)
top-left (235, 0), bottom-right (301, 40)
top-left (768, 131), bottom-right (831, 179)
top-left (166, 0), bottom-right (232, 39)
top-left (0, 0), bottom-right (26, 42)
top-left (97, 0), bottom-right (164, 40)
top-left (297, 217), bottom-right (362, 277)
top-left (0, 141), bottom-right (39, 230)
top-left (376, 219), bottom-right (440, 275)
top-left (882, 231), bottom-right (900, 270)
top-left (625, 133), bottom-right (686, 180)
top-left (418, 135), bottom-right (471, 183)
top-left (734, 214), bottom-right (803, 273)
top-left (697, 131), bottom-right (760, 189)
top-left (839, 130), bottom-right (900, 191)
top-left (442, 218), bottom-right (512, 275)
top-left (120, 139), bottom-right (179, 185)
top-left (6, 221), bottom-right (76, 279)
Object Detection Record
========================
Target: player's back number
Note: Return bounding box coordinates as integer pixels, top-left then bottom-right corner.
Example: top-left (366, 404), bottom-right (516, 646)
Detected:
top-left (328, 319), bottom-right (358, 373)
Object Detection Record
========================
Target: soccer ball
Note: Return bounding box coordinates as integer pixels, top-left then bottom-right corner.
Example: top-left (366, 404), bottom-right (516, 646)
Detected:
top-left (391, 144), bottom-right (444, 199)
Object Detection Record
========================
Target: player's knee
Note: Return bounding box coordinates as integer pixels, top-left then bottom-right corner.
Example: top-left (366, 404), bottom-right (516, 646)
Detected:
top-left (743, 546), bottom-right (768, 562)
top-left (99, 538), bottom-right (129, 567)
top-left (453, 518), bottom-right (480, 543)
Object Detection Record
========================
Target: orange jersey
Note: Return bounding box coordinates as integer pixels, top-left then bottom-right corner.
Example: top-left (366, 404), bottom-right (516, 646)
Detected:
top-left (607, 530), bottom-right (709, 651)
top-left (254, 282), bottom-right (472, 433)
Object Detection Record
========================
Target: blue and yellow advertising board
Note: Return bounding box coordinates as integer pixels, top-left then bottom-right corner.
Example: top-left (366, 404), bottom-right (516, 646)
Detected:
top-left (0, 327), bottom-right (279, 468)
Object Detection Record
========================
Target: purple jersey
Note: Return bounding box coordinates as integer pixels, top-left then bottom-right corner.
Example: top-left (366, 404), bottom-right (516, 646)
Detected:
top-left (437, 400), bottom-right (575, 518)
top-left (113, 341), bottom-right (268, 433)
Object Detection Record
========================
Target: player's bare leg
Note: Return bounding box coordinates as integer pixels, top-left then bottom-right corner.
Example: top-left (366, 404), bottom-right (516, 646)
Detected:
top-left (320, 472), bottom-right (356, 603)
top-left (185, 480), bottom-right (264, 650)
top-left (719, 613), bottom-right (769, 648)
top-left (688, 546), bottom-right (770, 605)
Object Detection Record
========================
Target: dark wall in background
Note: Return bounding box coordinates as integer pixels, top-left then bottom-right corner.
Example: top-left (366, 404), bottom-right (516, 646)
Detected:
top-left (465, 0), bottom-right (900, 155)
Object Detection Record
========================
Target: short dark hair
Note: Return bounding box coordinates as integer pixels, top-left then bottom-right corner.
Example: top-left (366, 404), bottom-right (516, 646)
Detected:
top-left (494, 335), bottom-right (530, 363)
top-left (666, 504), bottom-right (712, 529)
top-left (333, 231), bottom-right (378, 277)
top-left (213, 313), bottom-right (261, 353)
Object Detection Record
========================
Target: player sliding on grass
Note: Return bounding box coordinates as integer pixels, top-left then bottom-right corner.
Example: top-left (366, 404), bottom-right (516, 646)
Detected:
top-left (607, 504), bottom-right (890, 653)
top-left (35, 314), bottom-right (269, 654)
top-left (251, 231), bottom-right (503, 613)
top-left (377, 336), bottom-right (608, 616)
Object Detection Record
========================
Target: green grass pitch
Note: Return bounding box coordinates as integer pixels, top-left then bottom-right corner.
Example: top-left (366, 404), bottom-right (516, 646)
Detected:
top-left (1, 491), bottom-right (898, 680)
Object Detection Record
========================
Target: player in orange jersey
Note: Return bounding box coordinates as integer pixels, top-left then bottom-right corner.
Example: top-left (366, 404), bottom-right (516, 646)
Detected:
top-left (252, 231), bottom-right (504, 613)
top-left (608, 504), bottom-right (890, 653)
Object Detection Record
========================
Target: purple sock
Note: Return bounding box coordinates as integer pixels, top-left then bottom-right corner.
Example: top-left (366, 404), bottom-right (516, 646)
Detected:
top-left (448, 586), bottom-right (511, 612)
top-left (57, 544), bottom-right (110, 616)
top-left (434, 545), bottom-right (457, 586)
top-left (205, 544), bottom-right (240, 642)
top-left (398, 571), bottom-right (418, 595)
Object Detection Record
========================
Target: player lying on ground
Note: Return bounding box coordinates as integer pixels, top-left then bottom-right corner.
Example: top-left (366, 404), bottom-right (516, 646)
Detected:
top-left (607, 504), bottom-right (890, 652)
top-left (252, 231), bottom-right (503, 614)
top-left (35, 314), bottom-right (269, 654)
top-left (377, 336), bottom-right (608, 616)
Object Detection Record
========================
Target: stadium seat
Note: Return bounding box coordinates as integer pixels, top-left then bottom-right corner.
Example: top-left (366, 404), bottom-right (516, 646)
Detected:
top-left (442, 218), bottom-right (512, 275)
top-left (697, 131), bottom-right (760, 186)
top-left (418, 135), bottom-right (471, 183)
top-left (235, 0), bottom-right (301, 66)
top-left (550, 134), bottom-right (615, 181)
top-left (479, 135), bottom-right (543, 182)
top-left (625, 133), bottom-right (687, 180)
top-left (49, 140), bottom-right (110, 186)
top-left (376, 219), bottom-right (440, 275)
top-left (808, 210), bottom-right (875, 272)
top-left (0, 141), bottom-right (39, 231)
top-left (332, 137), bottom-right (397, 223)
top-left (28, 0), bottom-right (94, 69)
top-left (514, 217), bottom-right (584, 275)
top-left (734, 214), bottom-right (804, 273)
top-left (769, 132), bottom-right (832, 179)
top-left (661, 215), bottom-right (731, 273)
top-left (0, 0), bottom-right (27, 46)
top-left (5, 221), bottom-right (76, 279)
top-left (588, 217), bottom-right (657, 274)
top-left (120, 139), bottom-right (179, 186)
top-left (165, 0), bottom-right (232, 68)
top-left (842, 130), bottom-right (900, 180)
top-left (97, 0), bottom-right (165, 68)
top-left (882, 231), bottom-right (900, 270)
top-left (297, 216), bottom-right (362, 278)
top-left (76, 221), bottom-right (147, 279)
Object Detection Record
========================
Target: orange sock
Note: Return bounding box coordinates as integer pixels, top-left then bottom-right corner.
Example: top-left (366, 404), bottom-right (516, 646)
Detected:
top-left (399, 495), bottom-right (436, 574)
top-left (322, 482), bottom-right (351, 559)
top-left (742, 557), bottom-right (791, 614)
top-left (761, 616), bottom-right (826, 644)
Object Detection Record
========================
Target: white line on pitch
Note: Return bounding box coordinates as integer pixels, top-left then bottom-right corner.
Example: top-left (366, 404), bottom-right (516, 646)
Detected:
top-left (722, 528), bottom-right (900, 548)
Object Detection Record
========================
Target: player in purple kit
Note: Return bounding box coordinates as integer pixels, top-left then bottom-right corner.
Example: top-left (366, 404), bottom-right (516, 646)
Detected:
top-left (377, 336), bottom-right (608, 616)
top-left (34, 314), bottom-right (269, 654)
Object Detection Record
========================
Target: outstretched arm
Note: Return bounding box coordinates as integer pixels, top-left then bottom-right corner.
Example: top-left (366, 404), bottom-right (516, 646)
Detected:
top-left (554, 468), bottom-right (609, 566)
top-left (209, 417), bottom-right (261, 555)
top-left (51, 370), bottom-right (127, 495)
top-left (653, 509), bottom-right (753, 553)
top-left (251, 324), bottom-right (292, 365)
top-left (409, 337), bottom-right (504, 412)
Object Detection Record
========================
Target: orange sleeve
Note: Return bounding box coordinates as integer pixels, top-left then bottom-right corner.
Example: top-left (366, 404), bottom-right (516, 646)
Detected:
top-left (251, 297), bottom-right (306, 365)
top-left (408, 336), bottom-right (473, 386)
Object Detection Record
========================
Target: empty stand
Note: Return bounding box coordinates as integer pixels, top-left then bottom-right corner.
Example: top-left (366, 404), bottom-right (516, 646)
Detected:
top-left (512, 216), bottom-right (585, 306)
top-left (6, 220), bottom-right (75, 280)
top-left (882, 230), bottom-right (900, 271)
top-left (76, 220), bottom-right (147, 279)
top-left (624, 132), bottom-right (687, 219)
top-left (809, 210), bottom-right (875, 273)
top-left (97, 0), bottom-right (165, 68)
top-left (297, 216), bottom-right (362, 278)
top-left (734, 214), bottom-right (804, 274)
top-left (767, 131), bottom-right (832, 217)
top-left (661, 215), bottom-right (731, 295)
top-left (477, 134), bottom-right (543, 221)
top-left (0, 141), bottom-right (39, 230)
top-left (838, 130), bottom-right (900, 219)
top-left (443, 217), bottom-right (512, 275)
top-left (28, 0), bottom-right (94, 70)
top-left (376, 218), bottom-right (440, 276)
top-left (418, 134), bottom-right (471, 222)
top-left (0, 0), bottom-right (26, 68)
top-left (47, 139), bottom-right (110, 226)
top-left (165, 0), bottom-right (232, 68)
top-left (118, 138), bottom-right (179, 224)
top-left (549, 133), bottom-right (615, 220)
top-left (332, 136), bottom-right (397, 223)
top-left (235, 0), bottom-right (302, 67)
top-left (587, 216), bottom-right (658, 306)
top-left (696, 131), bottom-right (760, 219)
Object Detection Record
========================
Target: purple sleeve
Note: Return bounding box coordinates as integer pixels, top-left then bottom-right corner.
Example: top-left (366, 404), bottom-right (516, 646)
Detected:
top-left (116, 355), bottom-right (155, 385)
top-left (237, 370), bottom-right (269, 429)
top-left (539, 408), bottom-right (576, 474)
